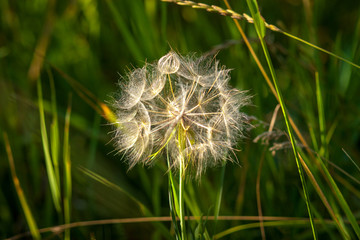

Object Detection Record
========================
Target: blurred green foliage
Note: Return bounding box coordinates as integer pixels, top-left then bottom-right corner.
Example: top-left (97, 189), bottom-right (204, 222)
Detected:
top-left (1, 0), bottom-right (360, 239)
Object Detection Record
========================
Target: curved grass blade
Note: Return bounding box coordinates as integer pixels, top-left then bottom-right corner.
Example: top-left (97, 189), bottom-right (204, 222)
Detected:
top-left (79, 166), bottom-right (172, 239)
top-left (63, 95), bottom-right (72, 240)
top-left (4, 133), bottom-right (41, 240)
top-left (298, 152), bottom-right (350, 239)
top-left (168, 156), bottom-right (181, 239)
top-left (37, 78), bottom-right (61, 212)
top-left (243, 0), bottom-right (317, 238)
top-left (342, 148), bottom-right (360, 173)
top-left (214, 219), bottom-right (339, 239)
top-left (317, 156), bottom-right (360, 238)
top-left (48, 69), bottom-right (60, 186)
top-left (315, 73), bottom-right (327, 159)
top-left (279, 31), bottom-right (360, 70)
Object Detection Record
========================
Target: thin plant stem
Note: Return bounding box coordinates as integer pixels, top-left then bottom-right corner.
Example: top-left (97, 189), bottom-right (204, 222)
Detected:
top-left (179, 156), bottom-right (185, 240)
top-left (177, 123), bottom-right (187, 240)
top-left (4, 133), bottom-right (41, 240)
top-left (63, 95), bottom-right (72, 240)
top-left (37, 77), bottom-right (61, 212)
top-left (259, 20), bottom-right (320, 240)
top-left (242, 0), bottom-right (318, 238)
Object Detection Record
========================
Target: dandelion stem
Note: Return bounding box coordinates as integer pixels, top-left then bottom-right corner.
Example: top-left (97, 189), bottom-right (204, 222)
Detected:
top-left (178, 124), bottom-right (186, 240)
top-left (179, 154), bottom-right (186, 240)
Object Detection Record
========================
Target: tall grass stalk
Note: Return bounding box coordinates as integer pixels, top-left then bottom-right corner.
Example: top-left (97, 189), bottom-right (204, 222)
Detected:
top-left (243, 0), bottom-right (317, 238)
top-left (316, 155), bottom-right (360, 238)
top-left (63, 95), bottom-right (72, 240)
top-left (4, 133), bottom-right (41, 240)
top-left (315, 73), bottom-right (327, 159)
top-left (48, 69), bottom-right (60, 187)
top-left (177, 124), bottom-right (187, 240)
top-left (37, 78), bottom-right (62, 212)
top-left (179, 154), bottom-right (186, 240)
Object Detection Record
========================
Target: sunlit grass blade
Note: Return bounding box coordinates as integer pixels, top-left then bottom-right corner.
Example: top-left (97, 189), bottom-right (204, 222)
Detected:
top-left (243, 0), bottom-right (317, 238)
top-left (63, 94), bottom-right (72, 240)
top-left (37, 78), bottom-right (61, 212)
top-left (168, 165), bottom-right (181, 239)
top-left (167, 147), bottom-right (180, 217)
top-left (280, 31), bottom-right (360, 70)
top-left (178, 146), bottom-right (186, 239)
top-left (4, 133), bottom-right (41, 240)
top-left (48, 68), bottom-right (60, 187)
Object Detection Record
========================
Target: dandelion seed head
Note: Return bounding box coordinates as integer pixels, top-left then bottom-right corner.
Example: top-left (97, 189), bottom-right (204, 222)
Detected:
top-left (113, 51), bottom-right (250, 177)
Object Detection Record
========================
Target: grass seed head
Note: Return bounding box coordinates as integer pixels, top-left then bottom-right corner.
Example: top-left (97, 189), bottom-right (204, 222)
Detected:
top-left (113, 51), bottom-right (250, 177)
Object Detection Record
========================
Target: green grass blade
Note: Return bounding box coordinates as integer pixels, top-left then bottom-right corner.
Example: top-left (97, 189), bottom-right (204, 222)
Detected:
top-left (178, 154), bottom-right (185, 240)
top-left (63, 95), bottom-right (72, 240)
top-left (246, 0), bottom-right (265, 38)
top-left (79, 166), bottom-right (149, 214)
top-left (167, 147), bottom-right (180, 217)
top-left (298, 151), bottom-right (350, 239)
top-left (48, 68), bottom-right (60, 186)
top-left (317, 156), bottom-right (360, 238)
top-left (245, 1), bottom-right (317, 238)
top-left (308, 125), bottom-right (319, 152)
top-left (4, 133), bottom-right (41, 240)
top-left (168, 166), bottom-right (181, 239)
top-left (105, 0), bottom-right (144, 60)
top-left (213, 161), bottom-right (226, 233)
top-left (315, 73), bottom-right (327, 158)
top-left (342, 148), bottom-right (360, 173)
top-left (79, 166), bottom-right (172, 239)
top-left (37, 78), bottom-right (61, 212)
top-left (280, 31), bottom-right (360, 70)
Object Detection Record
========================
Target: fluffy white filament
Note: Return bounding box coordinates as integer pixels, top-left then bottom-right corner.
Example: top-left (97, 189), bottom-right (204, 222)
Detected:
top-left (113, 51), bottom-right (249, 177)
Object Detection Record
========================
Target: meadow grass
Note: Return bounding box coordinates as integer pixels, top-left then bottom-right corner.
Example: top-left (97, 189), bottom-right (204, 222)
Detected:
top-left (1, 0), bottom-right (360, 239)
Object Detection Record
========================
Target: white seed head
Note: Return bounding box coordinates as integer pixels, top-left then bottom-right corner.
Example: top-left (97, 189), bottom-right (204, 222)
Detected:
top-left (113, 51), bottom-right (250, 178)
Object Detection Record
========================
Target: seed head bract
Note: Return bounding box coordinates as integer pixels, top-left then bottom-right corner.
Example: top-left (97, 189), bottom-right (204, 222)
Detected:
top-left (113, 51), bottom-right (250, 178)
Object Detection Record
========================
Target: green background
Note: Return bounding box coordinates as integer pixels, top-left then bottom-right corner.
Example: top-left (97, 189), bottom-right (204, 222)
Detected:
top-left (1, 0), bottom-right (359, 239)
